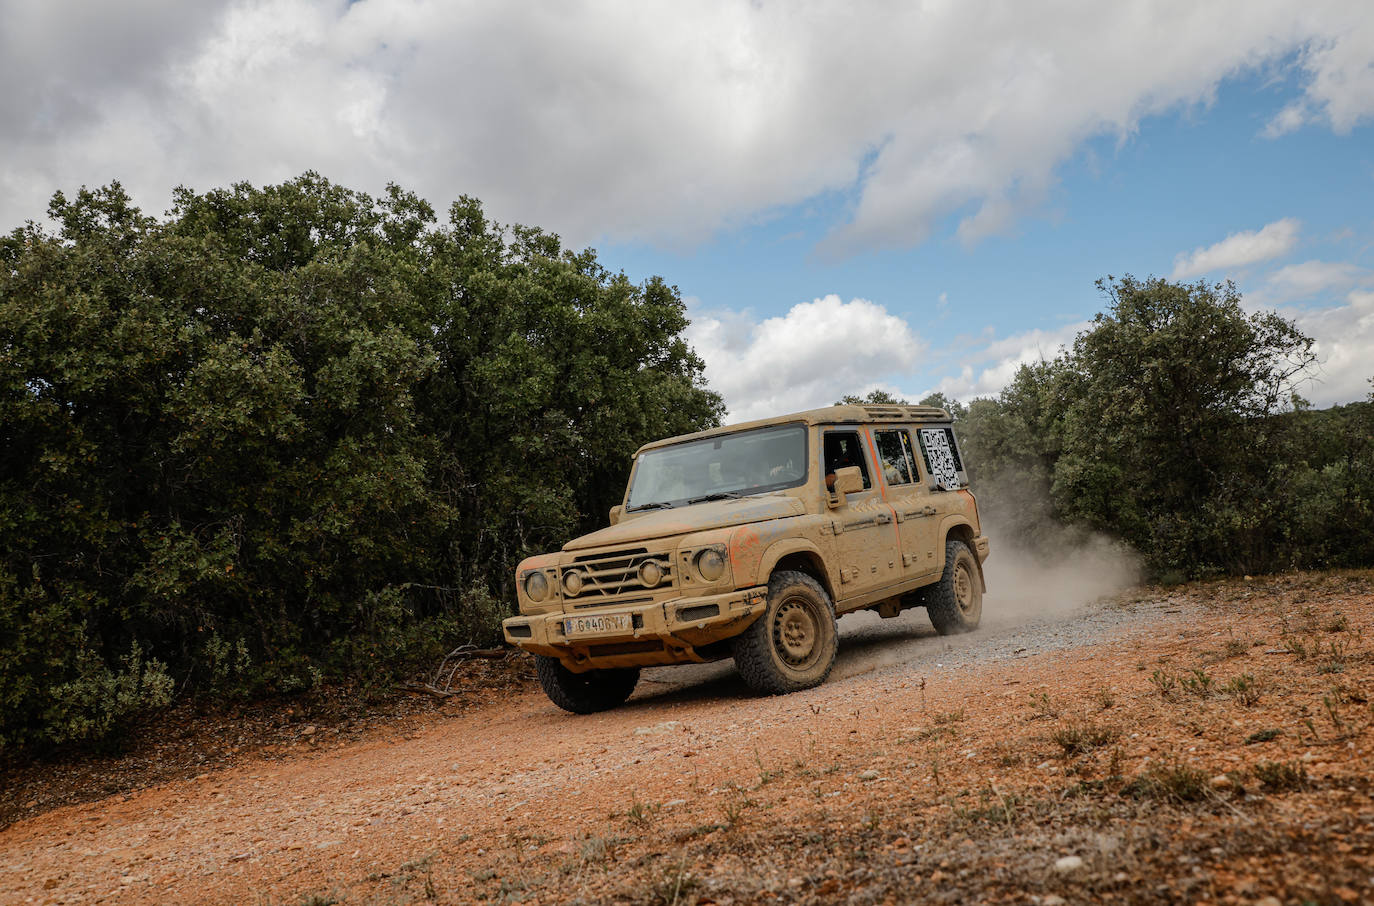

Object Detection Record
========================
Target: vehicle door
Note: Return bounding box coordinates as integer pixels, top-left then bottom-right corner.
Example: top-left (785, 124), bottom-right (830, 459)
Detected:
top-left (873, 427), bottom-right (940, 581)
top-left (821, 427), bottom-right (902, 603)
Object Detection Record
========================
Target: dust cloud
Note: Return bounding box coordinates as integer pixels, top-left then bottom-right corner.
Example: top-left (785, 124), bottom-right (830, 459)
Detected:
top-left (979, 523), bottom-right (1142, 628)
top-left (824, 521), bottom-right (1142, 682)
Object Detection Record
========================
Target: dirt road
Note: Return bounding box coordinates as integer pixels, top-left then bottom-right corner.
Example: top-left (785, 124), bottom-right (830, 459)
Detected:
top-left (4, 573), bottom-right (1372, 905)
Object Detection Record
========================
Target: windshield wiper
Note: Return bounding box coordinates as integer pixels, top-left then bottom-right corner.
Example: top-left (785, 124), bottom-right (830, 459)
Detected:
top-left (630, 501), bottom-right (674, 511)
top-left (686, 491), bottom-right (744, 504)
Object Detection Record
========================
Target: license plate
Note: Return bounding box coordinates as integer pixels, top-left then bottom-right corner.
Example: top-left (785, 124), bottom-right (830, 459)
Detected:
top-left (564, 613), bottom-right (632, 637)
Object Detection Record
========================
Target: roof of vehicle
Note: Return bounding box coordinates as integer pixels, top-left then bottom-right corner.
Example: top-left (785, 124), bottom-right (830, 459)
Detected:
top-left (635, 404), bottom-right (953, 456)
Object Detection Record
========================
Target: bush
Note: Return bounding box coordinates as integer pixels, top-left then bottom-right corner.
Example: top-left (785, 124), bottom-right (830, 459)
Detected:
top-left (957, 277), bottom-right (1373, 580)
top-left (0, 175), bottom-right (722, 749)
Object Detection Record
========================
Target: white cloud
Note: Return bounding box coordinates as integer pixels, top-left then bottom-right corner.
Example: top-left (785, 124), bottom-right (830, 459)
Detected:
top-left (1244, 258), bottom-right (1374, 310)
top-left (1287, 290), bottom-right (1374, 406)
top-left (1265, 15), bottom-right (1374, 136)
top-left (931, 322), bottom-right (1086, 401)
top-left (685, 295), bottom-right (927, 422)
top-left (1, 1), bottom-right (1372, 251)
top-left (1170, 219), bottom-right (1301, 279)
top-left (689, 280), bottom-right (1372, 419)
top-left (685, 293), bottom-right (1093, 421)
top-left (1266, 260), bottom-right (1370, 298)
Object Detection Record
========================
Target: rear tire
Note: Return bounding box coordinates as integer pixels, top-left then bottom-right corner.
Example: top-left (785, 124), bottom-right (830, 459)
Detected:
top-left (733, 570), bottom-right (838, 695)
top-left (535, 656), bottom-right (640, 714)
top-left (926, 539), bottom-right (983, 635)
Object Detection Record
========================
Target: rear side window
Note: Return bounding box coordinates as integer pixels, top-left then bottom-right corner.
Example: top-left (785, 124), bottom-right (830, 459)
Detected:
top-left (917, 427), bottom-right (967, 490)
top-left (874, 429), bottom-right (915, 486)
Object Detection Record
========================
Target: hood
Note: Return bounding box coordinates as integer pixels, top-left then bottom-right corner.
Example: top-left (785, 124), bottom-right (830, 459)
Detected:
top-left (563, 495), bottom-right (805, 552)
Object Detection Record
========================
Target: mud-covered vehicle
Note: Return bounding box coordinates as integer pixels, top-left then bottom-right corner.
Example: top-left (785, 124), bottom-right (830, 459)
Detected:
top-left (503, 404), bottom-right (990, 712)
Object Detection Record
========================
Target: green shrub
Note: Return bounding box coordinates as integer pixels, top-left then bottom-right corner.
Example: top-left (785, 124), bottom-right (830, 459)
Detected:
top-left (0, 175), bottom-right (722, 749)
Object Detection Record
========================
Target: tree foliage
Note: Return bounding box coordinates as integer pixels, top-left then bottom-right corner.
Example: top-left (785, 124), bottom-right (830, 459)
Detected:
top-left (957, 276), bottom-right (1372, 579)
top-left (0, 174), bottom-right (722, 748)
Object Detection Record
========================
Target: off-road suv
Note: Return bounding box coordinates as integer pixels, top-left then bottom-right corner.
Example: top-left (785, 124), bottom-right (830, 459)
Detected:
top-left (502, 404), bottom-right (990, 713)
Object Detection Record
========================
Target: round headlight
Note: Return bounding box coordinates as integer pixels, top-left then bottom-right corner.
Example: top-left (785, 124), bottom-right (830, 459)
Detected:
top-left (638, 559), bottom-right (664, 588)
top-left (563, 569), bottom-right (584, 596)
top-left (525, 571), bottom-right (549, 602)
top-left (695, 547), bottom-right (726, 582)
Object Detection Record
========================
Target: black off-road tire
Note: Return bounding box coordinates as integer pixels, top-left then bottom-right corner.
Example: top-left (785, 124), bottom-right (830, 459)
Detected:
top-left (535, 656), bottom-right (640, 714)
top-left (733, 570), bottom-right (838, 695)
top-left (926, 538), bottom-right (983, 635)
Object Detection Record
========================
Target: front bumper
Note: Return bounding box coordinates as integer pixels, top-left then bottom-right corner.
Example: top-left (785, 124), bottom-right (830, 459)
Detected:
top-left (502, 585), bottom-right (769, 672)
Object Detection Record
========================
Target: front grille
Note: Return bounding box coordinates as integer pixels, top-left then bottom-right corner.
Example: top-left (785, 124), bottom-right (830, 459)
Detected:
top-left (563, 547), bottom-right (674, 601)
top-left (573, 595), bottom-right (652, 611)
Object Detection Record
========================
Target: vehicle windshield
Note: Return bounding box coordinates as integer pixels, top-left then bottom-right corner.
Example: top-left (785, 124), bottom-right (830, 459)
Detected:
top-left (626, 424), bottom-right (808, 511)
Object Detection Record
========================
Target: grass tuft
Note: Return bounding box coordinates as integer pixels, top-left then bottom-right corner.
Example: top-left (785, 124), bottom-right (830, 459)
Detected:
top-left (1121, 759), bottom-right (1213, 804)
top-left (1051, 721), bottom-right (1120, 757)
top-left (1252, 760), bottom-right (1308, 793)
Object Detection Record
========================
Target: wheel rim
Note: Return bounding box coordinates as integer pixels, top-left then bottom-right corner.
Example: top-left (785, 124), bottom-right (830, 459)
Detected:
top-left (954, 559), bottom-right (976, 615)
top-left (773, 597), bottom-right (821, 668)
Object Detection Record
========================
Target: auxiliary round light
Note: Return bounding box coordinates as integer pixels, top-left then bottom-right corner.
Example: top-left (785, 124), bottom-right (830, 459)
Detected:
top-left (525, 570), bottom-right (549, 602)
top-left (638, 559), bottom-right (664, 588)
top-left (563, 569), bottom-right (585, 596)
top-left (695, 547), bottom-right (726, 582)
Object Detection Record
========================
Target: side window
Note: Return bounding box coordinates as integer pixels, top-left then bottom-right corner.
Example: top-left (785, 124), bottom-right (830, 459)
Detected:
top-left (873, 429), bottom-right (914, 486)
top-left (917, 427), bottom-right (967, 490)
top-left (822, 431), bottom-right (872, 490)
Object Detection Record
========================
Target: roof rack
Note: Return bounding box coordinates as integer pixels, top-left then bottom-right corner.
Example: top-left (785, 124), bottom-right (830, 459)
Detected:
top-left (860, 405), bottom-right (949, 421)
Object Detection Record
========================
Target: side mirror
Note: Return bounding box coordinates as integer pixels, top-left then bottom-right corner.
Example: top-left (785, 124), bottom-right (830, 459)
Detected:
top-left (609, 505), bottom-right (623, 526)
top-left (827, 466), bottom-right (863, 508)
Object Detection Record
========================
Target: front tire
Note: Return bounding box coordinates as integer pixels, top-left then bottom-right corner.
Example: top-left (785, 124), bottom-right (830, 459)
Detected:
top-left (733, 570), bottom-right (838, 695)
top-left (535, 656), bottom-right (640, 714)
top-left (926, 539), bottom-right (983, 635)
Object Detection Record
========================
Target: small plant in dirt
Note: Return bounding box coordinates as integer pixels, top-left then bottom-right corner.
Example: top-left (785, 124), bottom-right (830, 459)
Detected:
top-left (720, 788), bottom-right (758, 831)
top-left (650, 856), bottom-right (700, 905)
top-left (1252, 760), bottom-right (1308, 792)
top-left (1222, 637), bottom-right (1249, 658)
top-left (1322, 694), bottom-right (1350, 737)
top-left (1149, 669), bottom-right (1179, 700)
top-left (1326, 682), bottom-right (1368, 705)
top-left (1105, 746), bottom-right (1125, 778)
top-left (1028, 691), bottom-right (1058, 720)
top-left (1282, 632), bottom-right (1311, 661)
top-left (952, 784), bottom-right (1022, 827)
top-left (1180, 668), bottom-right (1215, 698)
top-left (933, 708), bottom-right (966, 725)
top-left (753, 747), bottom-right (783, 786)
top-left (1051, 720), bottom-right (1120, 757)
top-left (1094, 687), bottom-right (1117, 711)
top-left (1122, 759), bottom-right (1213, 804)
top-left (1315, 638), bottom-right (1351, 675)
top-left (1324, 613), bottom-right (1348, 633)
top-left (624, 793), bottom-right (661, 827)
top-left (577, 836), bottom-right (618, 864)
top-left (1221, 673), bottom-right (1261, 706)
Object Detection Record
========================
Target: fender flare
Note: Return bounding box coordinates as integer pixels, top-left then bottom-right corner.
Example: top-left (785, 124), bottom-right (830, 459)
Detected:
top-left (935, 515), bottom-right (987, 592)
top-left (754, 537), bottom-right (834, 598)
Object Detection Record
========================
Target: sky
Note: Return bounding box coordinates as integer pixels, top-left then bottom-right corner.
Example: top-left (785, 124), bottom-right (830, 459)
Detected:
top-left (3, 0), bottom-right (1372, 421)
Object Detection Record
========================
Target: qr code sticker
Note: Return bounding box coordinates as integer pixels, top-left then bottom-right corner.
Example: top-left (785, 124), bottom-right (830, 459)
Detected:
top-left (920, 429), bottom-right (961, 490)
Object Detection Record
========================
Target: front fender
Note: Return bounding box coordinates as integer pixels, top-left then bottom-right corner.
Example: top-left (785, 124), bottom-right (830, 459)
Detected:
top-left (728, 517), bottom-right (811, 587)
top-left (734, 535), bottom-right (832, 598)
